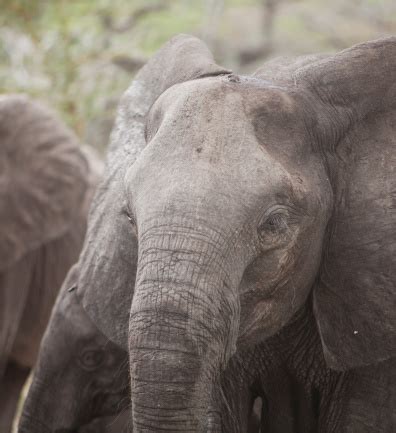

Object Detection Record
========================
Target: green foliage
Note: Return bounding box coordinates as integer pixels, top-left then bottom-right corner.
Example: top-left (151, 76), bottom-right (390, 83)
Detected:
top-left (0, 0), bottom-right (44, 28)
top-left (1, 0), bottom-right (395, 150)
top-left (0, 1), bottom-right (214, 146)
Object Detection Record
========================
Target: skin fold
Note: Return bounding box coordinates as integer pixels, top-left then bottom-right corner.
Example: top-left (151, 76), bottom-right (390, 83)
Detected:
top-left (0, 95), bottom-right (102, 433)
top-left (21, 35), bottom-right (395, 432)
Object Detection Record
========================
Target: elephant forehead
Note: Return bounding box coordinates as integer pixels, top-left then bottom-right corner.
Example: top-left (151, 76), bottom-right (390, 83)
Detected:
top-left (149, 75), bottom-right (308, 157)
top-left (142, 76), bottom-right (311, 178)
top-left (153, 78), bottom-right (245, 129)
top-left (155, 75), bottom-right (299, 119)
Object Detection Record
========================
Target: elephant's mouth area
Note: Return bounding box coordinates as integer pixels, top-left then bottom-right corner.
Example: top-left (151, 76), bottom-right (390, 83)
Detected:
top-left (75, 386), bottom-right (130, 431)
top-left (91, 388), bottom-right (130, 414)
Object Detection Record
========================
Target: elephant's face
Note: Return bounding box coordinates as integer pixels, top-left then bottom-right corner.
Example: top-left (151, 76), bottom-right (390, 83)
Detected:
top-left (123, 77), bottom-right (332, 430)
top-left (19, 283), bottom-right (129, 433)
top-left (126, 76), bottom-right (332, 348)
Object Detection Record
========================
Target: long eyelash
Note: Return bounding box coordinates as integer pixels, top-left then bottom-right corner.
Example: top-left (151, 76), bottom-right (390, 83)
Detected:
top-left (265, 213), bottom-right (288, 231)
top-left (268, 214), bottom-right (285, 226)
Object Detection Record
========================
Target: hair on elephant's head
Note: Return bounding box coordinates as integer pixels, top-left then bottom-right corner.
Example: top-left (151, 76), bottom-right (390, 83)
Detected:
top-left (19, 265), bottom-right (130, 433)
top-left (75, 35), bottom-right (395, 431)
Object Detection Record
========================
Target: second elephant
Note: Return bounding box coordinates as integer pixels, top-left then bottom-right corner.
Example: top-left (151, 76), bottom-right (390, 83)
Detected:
top-left (0, 95), bottom-right (102, 433)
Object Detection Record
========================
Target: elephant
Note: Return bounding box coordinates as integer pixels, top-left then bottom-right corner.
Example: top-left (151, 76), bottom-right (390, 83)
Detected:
top-left (18, 264), bottom-right (131, 433)
top-left (0, 94), bottom-right (102, 433)
top-left (21, 34), bottom-right (395, 432)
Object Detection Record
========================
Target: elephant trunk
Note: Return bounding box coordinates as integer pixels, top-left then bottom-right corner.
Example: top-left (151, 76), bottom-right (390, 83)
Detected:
top-left (18, 381), bottom-right (57, 433)
top-left (18, 416), bottom-right (52, 433)
top-left (129, 224), bottom-right (240, 432)
top-left (18, 359), bottom-right (79, 433)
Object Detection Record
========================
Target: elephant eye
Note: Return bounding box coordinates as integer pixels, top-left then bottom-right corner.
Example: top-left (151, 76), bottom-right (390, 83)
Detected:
top-left (258, 209), bottom-right (290, 242)
top-left (262, 213), bottom-right (288, 232)
top-left (80, 350), bottom-right (105, 371)
top-left (124, 207), bottom-right (138, 237)
top-left (126, 212), bottom-right (136, 225)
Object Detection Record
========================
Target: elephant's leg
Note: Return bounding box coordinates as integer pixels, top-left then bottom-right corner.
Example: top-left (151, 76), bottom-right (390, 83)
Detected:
top-left (0, 260), bottom-right (33, 377)
top-left (0, 261), bottom-right (33, 433)
top-left (217, 383), bottom-right (256, 433)
top-left (11, 234), bottom-right (82, 368)
top-left (0, 361), bottom-right (30, 433)
top-left (216, 359), bottom-right (259, 433)
top-left (259, 373), bottom-right (297, 433)
top-left (249, 397), bottom-right (262, 433)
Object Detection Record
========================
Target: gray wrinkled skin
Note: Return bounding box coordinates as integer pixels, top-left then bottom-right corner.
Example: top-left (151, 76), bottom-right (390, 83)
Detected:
top-left (23, 35), bottom-right (395, 432)
top-left (19, 265), bottom-right (131, 433)
top-left (0, 95), bottom-right (102, 433)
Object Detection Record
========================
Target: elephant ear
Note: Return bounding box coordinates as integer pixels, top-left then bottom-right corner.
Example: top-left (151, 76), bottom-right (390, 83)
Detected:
top-left (77, 34), bottom-right (230, 349)
top-left (297, 38), bottom-right (396, 370)
top-left (0, 95), bottom-right (89, 271)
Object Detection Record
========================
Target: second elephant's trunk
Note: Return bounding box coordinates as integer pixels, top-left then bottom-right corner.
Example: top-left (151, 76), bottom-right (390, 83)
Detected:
top-left (129, 222), bottom-right (241, 432)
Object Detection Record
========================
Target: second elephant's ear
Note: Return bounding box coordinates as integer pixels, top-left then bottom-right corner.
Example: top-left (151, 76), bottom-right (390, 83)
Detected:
top-left (77, 34), bottom-right (230, 349)
top-left (298, 38), bottom-right (396, 370)
top-left (0, 95), bottom-right (89, 271)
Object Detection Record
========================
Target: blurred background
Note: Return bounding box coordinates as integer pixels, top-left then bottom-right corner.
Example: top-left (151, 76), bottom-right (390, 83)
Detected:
top-left (1, 0), bottom-right (395, 152)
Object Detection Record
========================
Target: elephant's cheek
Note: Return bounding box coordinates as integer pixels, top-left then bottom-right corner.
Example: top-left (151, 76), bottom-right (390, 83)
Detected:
top-left (239, 299), bottom-right (277, 345)
top-left (239, 291), bottom-right (297, 347)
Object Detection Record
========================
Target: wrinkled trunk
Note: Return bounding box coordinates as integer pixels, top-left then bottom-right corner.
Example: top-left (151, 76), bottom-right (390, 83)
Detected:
top-left (18, 381), bottom-right (57, 433)
top-left (129, 222), bottom-right (241, 432)
top-left (18, 381), bottom-right (74, 433)
top-left (18, 362), bottom-right (83, 433)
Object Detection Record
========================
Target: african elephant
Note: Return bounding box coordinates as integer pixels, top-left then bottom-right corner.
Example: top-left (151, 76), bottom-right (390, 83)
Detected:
top-left (22, 34), bottom-right (396, 432)
top-left (19, 264), bottom-right (131, 433)
top-left (0, 95), bottom-right (102, 433)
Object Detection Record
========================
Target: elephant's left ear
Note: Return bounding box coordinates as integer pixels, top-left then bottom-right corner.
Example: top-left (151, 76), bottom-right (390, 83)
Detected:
top-left (0, 95), bottom-right (89, 271)
top-left (298, 38), bottom-right (396, 370)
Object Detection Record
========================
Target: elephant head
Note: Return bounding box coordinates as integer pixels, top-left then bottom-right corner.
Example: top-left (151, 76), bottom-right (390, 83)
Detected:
top-left (19, 265), bottom-right (130, 433)
top-left (0, 94), bottom-right (90, 377)
top-left (74, 36), bottom-right (395, 431)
